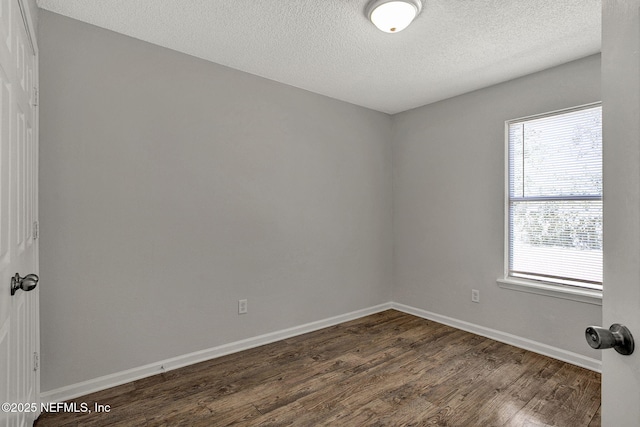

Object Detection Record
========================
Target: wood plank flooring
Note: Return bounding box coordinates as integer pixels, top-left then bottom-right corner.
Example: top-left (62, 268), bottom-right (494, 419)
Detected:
top-left (35, 310), bottom-right (601, 426)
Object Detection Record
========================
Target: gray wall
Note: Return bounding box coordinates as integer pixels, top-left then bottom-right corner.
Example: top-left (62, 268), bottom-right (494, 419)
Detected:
top-left (39, 8), bottom-right (604, 394)
top-left (38, 11), bottom-right (393, 392)
top-left (392, 54), bottom-right (602, 358)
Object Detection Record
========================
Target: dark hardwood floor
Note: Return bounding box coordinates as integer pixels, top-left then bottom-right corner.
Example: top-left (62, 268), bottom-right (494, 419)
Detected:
top-left (35, 310), bottom-right (601, 426)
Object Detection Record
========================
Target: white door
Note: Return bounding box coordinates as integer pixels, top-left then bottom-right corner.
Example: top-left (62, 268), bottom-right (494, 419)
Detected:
top-left (0, 0), bottom-right (38, 426)
top-left (601, 0), bottom-right (640, 425)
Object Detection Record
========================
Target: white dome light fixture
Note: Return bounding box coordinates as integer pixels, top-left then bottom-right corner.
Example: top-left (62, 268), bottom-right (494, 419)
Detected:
top-left (366, 0), bottom-right (422, 34)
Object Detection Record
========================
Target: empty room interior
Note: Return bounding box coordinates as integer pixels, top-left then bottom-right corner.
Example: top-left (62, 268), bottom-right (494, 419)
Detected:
top-left (3, 0), bottom-right (640, 426)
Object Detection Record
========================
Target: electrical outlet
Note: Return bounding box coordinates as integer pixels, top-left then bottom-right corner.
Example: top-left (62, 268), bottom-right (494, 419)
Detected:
top-left (471, 289), bottom-right (480, 303)
top-left (238, 299), bottom-right (248, 314)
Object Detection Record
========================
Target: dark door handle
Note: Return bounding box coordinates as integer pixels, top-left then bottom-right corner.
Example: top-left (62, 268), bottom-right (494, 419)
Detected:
top-left (10, 273), bottom-right (39, 296)
top-left (585, 324), bottom-right (634, 355)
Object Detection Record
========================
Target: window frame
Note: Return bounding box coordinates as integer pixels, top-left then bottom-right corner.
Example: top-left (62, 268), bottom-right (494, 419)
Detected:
top-left (498, 102), bottom-right (603, 305)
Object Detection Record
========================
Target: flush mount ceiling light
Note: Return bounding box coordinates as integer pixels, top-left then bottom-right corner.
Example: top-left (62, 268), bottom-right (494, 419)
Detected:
top-left (366, 0), bottom-right (422, 33)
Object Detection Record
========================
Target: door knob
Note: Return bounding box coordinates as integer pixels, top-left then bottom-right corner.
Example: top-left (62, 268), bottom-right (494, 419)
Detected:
top-left (10, 273), bottom-right (39, 296)
top-left (585, 324), bottom-right (634, 355)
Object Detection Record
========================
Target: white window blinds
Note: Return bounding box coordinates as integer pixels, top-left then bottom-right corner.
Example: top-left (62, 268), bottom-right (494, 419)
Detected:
top-left (508, 105), bottom-right (602, 290)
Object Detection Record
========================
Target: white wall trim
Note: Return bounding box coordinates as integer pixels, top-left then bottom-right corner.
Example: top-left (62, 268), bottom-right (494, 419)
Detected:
top-left (40, 302), bottom-right (393, 403)
top-left (497, 278), bottom-right (602, 306)
top-left (41, 301), bottom-right (601, 403)
top-left (392, 302), bottom-right (602, 372)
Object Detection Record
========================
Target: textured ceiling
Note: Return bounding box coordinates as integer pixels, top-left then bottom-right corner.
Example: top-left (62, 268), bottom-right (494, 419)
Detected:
top-left (36, 0), bottom-right (601, 114)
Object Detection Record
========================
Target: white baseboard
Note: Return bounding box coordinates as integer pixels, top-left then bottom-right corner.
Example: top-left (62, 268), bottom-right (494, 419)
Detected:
top-left (391, 302), bottom-right (602, 372)
top-left (41, 300), bottom-right (600, 403)
top-left (40, 302), bottom-right (393, 403)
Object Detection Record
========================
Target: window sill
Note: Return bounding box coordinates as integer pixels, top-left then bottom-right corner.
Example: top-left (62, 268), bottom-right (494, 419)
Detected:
top-left (497, 277), bottom-right (602, 306)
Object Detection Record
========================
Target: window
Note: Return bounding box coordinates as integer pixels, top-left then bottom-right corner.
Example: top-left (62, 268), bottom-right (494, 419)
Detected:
top-left (506, 104), bottom-right (602, 291)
